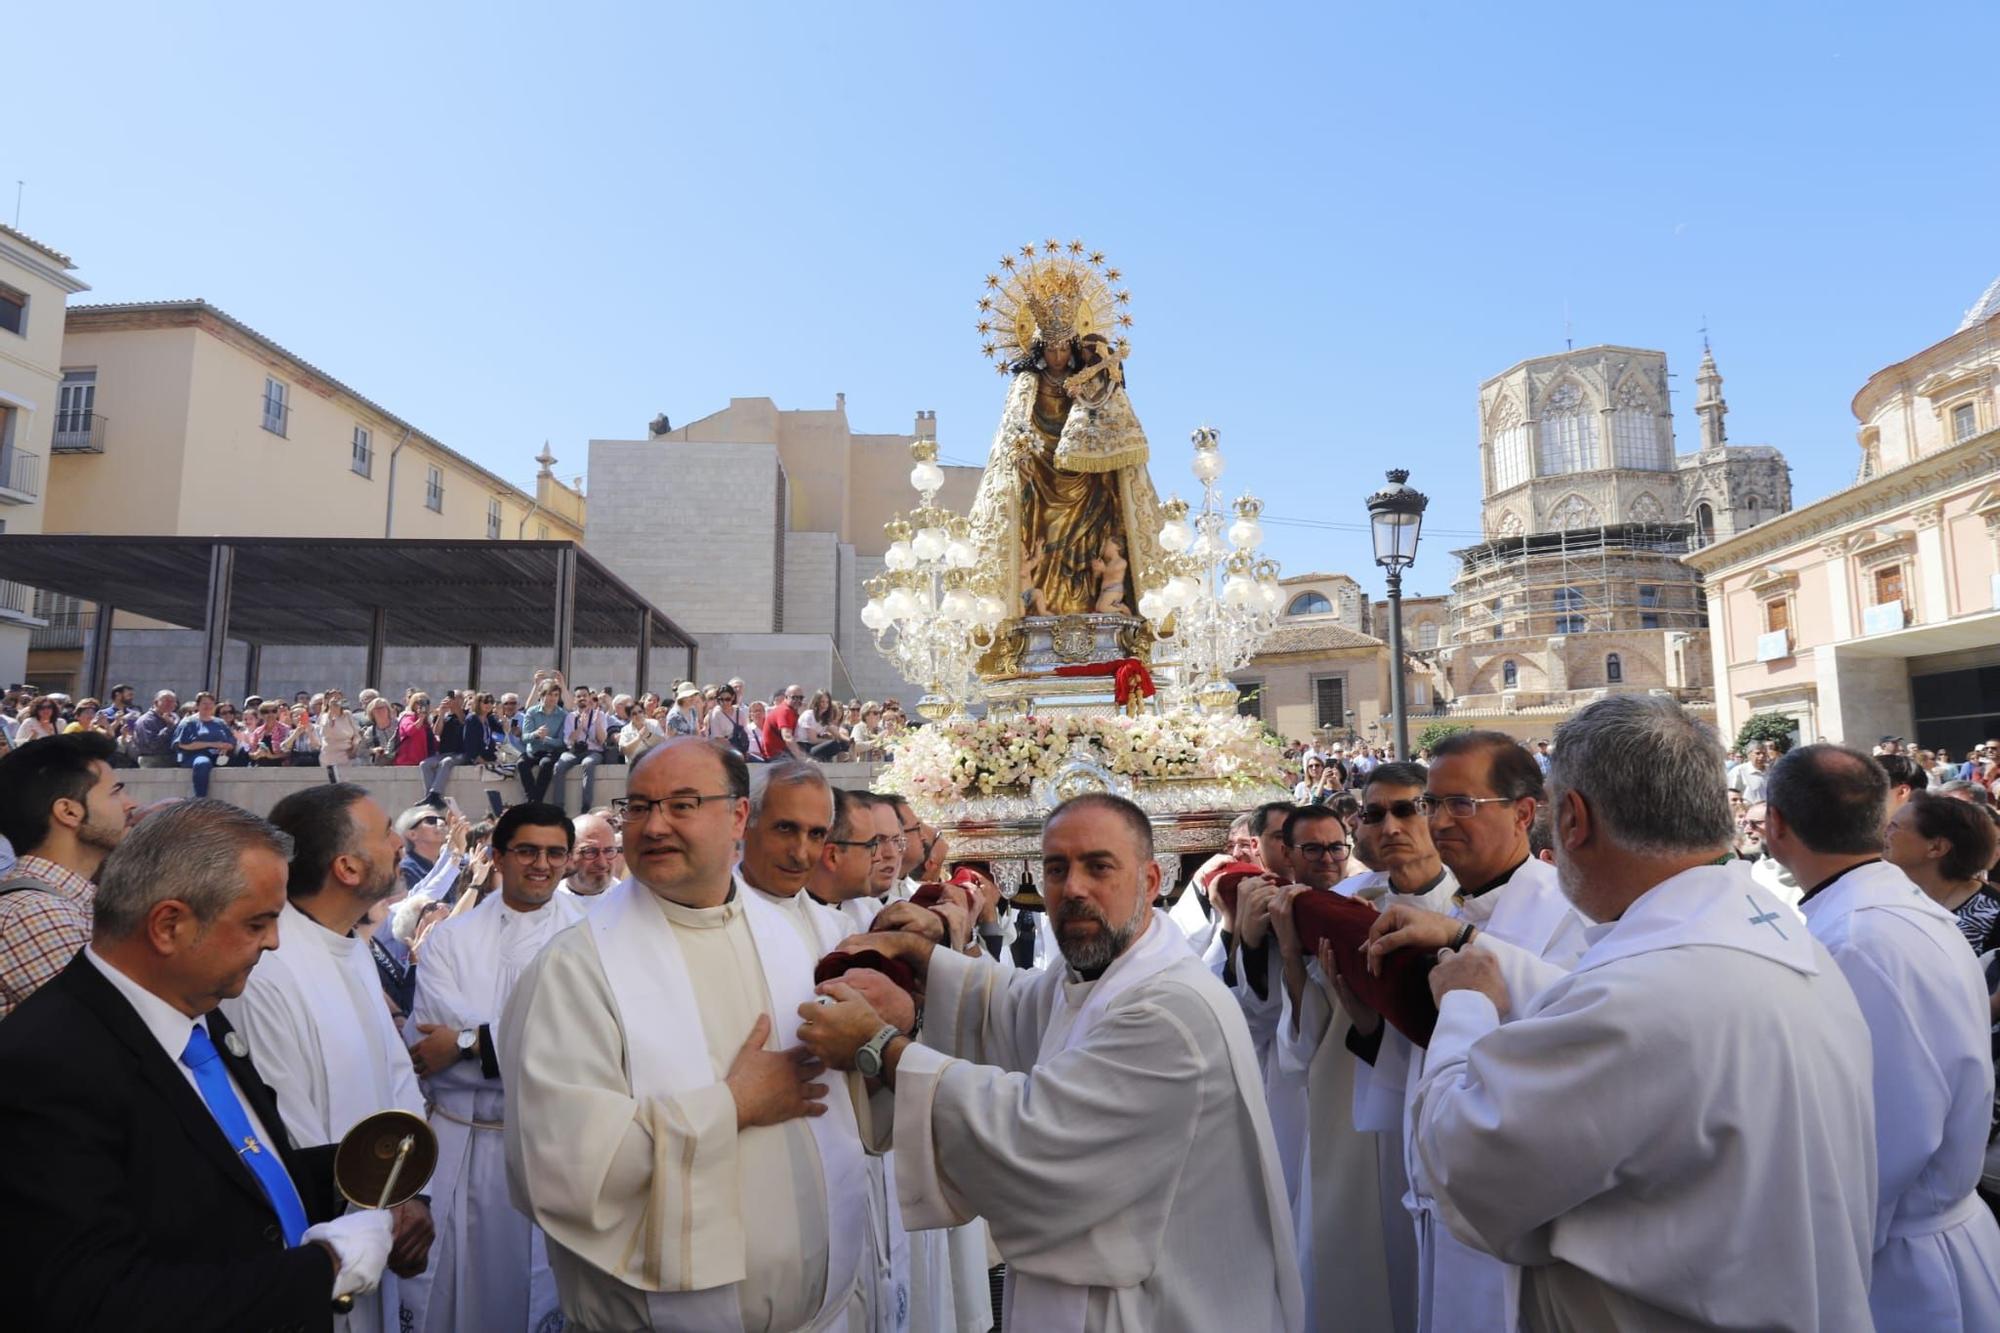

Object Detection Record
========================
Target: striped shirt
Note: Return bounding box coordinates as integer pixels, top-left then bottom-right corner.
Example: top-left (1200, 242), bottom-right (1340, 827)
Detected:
top-left (0, 855), bottom-right (96, 1019)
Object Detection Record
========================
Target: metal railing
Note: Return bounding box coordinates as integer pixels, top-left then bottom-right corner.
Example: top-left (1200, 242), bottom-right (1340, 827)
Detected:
top-left (261, 395), bottom-right (290, 437)
top-left (52, 411), bottom-right (107, 453)
top-left (29, 591), bottom-right (90, 649)
top-left (0, 447), bottom-right (40, 500)
top-left (0, 580), bottom-right (33, 618)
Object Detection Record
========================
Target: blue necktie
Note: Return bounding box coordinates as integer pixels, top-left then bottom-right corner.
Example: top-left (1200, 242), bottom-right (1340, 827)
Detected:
top-left (180, 1022), bottom-right (310, 1246)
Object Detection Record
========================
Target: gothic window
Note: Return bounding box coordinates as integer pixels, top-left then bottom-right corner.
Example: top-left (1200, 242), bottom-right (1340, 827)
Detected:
top-left (1606, 653), bottom-right (1623, 684)
top-left (1287, 591), bottom-right (1332, 616)
top-left (1487, 395), bottom-right (1531, 495)
top-left (1628, 493), bottom-right (1666, 525)
top-left (1611, 382), bottom-right (1666, 470)
top-left (1694, 501), bottom-right (1716, 543)
top-left (1502, 659), bottom-right (1518, 689)
top-left (1418, 621), bottom-right (1440, 649)
top-left (1747, 495), bottom-right (1761, 517)
top-left (1549, 495), bottom-right (1599, 530)
top-left (1495, 510), bottom-right (1525, 540)
top-left (1537, 382), bottom-right (1598, 475)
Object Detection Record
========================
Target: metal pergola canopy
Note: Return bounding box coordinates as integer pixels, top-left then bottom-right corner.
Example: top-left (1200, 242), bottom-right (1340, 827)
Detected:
top-left (0, 534), bottom-right (696, 694)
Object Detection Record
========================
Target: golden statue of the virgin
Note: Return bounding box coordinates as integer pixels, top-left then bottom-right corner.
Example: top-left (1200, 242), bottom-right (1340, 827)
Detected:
top-left (966, 241), bottom-right (1168, 672)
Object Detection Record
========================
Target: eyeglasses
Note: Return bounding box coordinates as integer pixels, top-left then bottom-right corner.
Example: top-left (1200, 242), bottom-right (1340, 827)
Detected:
top-left (1292, 841), bottom-right (1350, 860)
top-left (413, 815), bottom-right (444, 828)
top-left (612, 792), bottom-right (738, 822)
top-left (1357, 800), bottom-right (1424, 824)
top-left (571, 846), bottom-right (612, 860)
top-left (829, 835), bottom-right (888, 852)
top-left (504, 845), bottom-right (570, 864)
top-left (1418, 794), bottom-right (1519, 818)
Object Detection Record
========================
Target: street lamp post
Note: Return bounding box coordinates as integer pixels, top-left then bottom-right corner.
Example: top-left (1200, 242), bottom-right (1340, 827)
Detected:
top-left (1366, 468), bottom-right (1429, 760)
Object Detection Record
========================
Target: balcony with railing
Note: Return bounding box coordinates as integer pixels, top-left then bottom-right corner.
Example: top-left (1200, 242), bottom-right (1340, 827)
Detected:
top-left (0, 579), bottom-right (40, 625)
top-left (0, 448), bottom-right (41, 503)
top-left (52, 410), bottom-right (107, 454)
top-left (28, 591), bottom-right (90, 649)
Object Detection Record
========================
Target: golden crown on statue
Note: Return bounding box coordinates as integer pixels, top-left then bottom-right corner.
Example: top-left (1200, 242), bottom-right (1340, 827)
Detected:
top-left (976, 239), bottom-right (1133, 370)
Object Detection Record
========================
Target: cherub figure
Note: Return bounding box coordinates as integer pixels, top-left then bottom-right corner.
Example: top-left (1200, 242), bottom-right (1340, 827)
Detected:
top-left (1091, 536), bottom-right (1130, 614)
top-left (1021, 543), bottom-right (1052, 617)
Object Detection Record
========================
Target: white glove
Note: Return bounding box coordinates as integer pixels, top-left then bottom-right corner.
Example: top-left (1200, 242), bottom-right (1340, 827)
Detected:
top-left (302, 1209), bottom-right (396, 1299)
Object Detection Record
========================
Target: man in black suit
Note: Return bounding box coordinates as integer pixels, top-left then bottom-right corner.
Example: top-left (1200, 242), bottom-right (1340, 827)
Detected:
top-left (0, 799), bottom-right (396, 1331)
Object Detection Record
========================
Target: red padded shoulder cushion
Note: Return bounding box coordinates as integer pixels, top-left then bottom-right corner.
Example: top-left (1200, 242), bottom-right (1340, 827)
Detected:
top-left (1290, 890), bottom-right (1441, 1047)
top-left (812, 948), bottom-right (918, 996)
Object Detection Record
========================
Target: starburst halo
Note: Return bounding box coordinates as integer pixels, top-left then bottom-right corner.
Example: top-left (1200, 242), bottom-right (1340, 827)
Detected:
top-left (975, 239), bottom-right (1133, 373)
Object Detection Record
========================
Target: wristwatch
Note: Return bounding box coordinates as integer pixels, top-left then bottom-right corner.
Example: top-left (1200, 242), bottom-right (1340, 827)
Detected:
top-left (854, 1023), bottom-right (901, 1079)
top-left (456, 1028), bottom-right (479, 1061)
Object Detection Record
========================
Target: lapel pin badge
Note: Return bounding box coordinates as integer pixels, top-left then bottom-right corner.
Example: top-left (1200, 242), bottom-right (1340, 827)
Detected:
top-left (223, 1031), bottom-right (249, 1058)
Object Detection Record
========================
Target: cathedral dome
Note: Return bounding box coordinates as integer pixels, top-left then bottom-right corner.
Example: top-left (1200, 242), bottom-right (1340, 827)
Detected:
top-left (1959, 274), bottom-right (2000, 332)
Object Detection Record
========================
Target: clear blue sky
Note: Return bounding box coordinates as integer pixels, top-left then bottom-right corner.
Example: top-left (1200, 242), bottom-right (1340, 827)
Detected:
top-left (12, 2), bottom-right (1997, 599)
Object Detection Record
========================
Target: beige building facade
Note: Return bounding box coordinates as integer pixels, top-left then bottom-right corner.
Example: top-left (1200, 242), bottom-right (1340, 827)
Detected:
top-left (1688, 281), bottom-right (2000, 751)
top-left (0, 225), bottom-right (90, 684)
top-left (587, 397), bottom-right (980, 705)
top-left (23, 300), bottom-right (583, 693)
top-left (1232, 616), bottom-right (1392, 749)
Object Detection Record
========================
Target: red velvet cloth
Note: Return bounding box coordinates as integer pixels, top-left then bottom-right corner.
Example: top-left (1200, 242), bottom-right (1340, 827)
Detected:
top-left (907, 883), bottom-right (947, 909)
top-left (1050, 657), bottom-right (1157, 706)
top-left (1290, 890), bottom-right (1440, 1047)
top-left (813, 948), bottom-right (918, 996)
top-left (1207, 861), bottom-right (1274, 916)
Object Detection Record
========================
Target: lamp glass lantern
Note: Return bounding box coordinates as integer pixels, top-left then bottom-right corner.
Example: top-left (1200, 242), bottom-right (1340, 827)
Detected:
top-left (1366, 468), bottom-right (1428, 569)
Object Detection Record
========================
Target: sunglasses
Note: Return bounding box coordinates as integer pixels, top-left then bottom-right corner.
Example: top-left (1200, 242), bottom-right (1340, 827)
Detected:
top-left (1357, 800), bottom-right (1424, 824)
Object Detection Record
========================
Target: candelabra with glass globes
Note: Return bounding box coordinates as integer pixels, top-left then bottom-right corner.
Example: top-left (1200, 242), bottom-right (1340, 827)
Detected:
top-left (859, 439), bottom-right (1007, 720)
top-left (1137, 427), bottom-right (1283, 712)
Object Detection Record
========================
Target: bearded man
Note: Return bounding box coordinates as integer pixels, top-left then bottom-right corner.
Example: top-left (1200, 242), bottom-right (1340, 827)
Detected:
top-left (802, 792), bottom-right (1303, 1331)
top-left (221, 784), bottom-right (435, 1333)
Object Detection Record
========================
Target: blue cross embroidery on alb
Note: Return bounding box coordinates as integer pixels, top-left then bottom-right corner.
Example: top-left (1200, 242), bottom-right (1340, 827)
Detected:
top-left (1745, 894), bottom-right (1787, 940)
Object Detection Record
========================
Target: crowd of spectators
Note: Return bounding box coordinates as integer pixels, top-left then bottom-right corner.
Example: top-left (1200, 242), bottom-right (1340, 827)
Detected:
top-left (7, 701), bottom-right (2000, 1326)
top-left (0, 674), bottom-right (915, 809)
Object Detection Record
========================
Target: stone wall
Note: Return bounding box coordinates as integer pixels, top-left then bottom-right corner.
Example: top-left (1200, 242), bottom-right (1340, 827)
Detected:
top-left (781, 531), bottom-right (841, 635)
top-left (83, 630), bottom-right (694, 705)
top-left (586, 438), bottom-right (783, 634)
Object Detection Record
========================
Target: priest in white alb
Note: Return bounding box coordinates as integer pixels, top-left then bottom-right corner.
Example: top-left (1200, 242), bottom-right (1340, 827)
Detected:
top-left (740, 762), bottom-right (983, 1333)
top-left (222, 784), bottom-right (435, 1333)
top-left (500, 738), bottom-right (868, 1331)
top-left (1341, 739), bottom-right (1587, 1333)
top-left (1763, 745), bottom-right (2000, 1331)
top-left (398, 801), bottom-right (583, 1331)
top-left (1267, 785), bottom-right (1454, 1333)
top-left (800, 792), bottom-right (1304, 1333)
top-left (1386, 697), bottom-right (1877, 1331)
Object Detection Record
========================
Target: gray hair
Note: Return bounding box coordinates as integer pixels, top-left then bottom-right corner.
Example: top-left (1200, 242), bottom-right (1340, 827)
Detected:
top-left (1548, 695), bottom-right (1735, 856)
top-left (749, 759), bottom-right (831, 822)
top-left (1940, 779), bottom-right (1994, 809)
top-left (94, 799), bottom-right (294, 940)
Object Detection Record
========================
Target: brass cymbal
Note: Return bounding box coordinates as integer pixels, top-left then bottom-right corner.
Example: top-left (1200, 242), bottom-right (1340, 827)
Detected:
top-left (332, 1108), bottom-right (438, 1210)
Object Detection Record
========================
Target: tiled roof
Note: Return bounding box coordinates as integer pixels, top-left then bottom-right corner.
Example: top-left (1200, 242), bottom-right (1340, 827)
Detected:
top-left (1959, 275), bottom-right (2000, 333)
top-left (0, 222), bottom-right (76, 268)
top-left (1255, 621), bottom-right (1384, 655)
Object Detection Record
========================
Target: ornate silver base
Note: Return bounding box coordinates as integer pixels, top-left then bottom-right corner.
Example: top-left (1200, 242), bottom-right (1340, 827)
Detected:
top-left (936, 749), bottom-right (1285, 894)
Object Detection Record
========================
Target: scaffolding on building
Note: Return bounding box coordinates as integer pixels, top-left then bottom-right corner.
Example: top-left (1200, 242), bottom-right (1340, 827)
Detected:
top-left (1446, 521), bottom-right (1710, 645)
